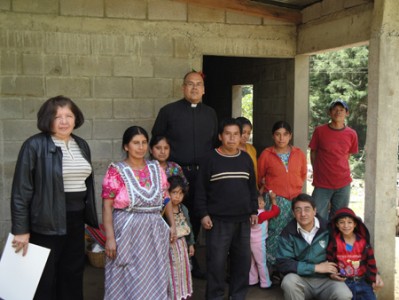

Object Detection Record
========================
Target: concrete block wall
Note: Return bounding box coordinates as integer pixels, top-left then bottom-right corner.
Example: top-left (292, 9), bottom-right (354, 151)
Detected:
top-left (0, 0), bottom-right (296, 247)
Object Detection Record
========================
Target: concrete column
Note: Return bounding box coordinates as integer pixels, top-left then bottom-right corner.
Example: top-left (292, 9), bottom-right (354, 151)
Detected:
top-left (365, 0), bottom-right (399, 298)
top-left (231, 85), bottom-right (243, 118)
top-left (293, 55), bottom-right (310, 157)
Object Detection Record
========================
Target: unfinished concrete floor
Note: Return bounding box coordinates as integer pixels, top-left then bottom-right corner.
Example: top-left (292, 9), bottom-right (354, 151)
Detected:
top-left (83, 245), bottom-right (284, 300)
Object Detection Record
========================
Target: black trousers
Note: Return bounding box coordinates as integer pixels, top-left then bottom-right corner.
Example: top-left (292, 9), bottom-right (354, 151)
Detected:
top-left (30, 210), bottom-right (85, 300)
top-left (206, 218), bottom-right (251, 300)
top-left (181, 166), bottom-right (204, 272)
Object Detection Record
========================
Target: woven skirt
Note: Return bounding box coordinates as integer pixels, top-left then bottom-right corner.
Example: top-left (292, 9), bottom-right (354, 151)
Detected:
top-left (104, 209), bottom-right (170, 300)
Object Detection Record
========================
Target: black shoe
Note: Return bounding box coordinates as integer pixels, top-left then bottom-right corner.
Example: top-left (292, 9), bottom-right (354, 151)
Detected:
top-left (191, 268), bottom-right (206, 280)
top-left (271, 272), bottom-right (282, 286)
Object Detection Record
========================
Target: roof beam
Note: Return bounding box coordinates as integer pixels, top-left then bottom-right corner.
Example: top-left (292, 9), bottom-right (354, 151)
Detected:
top-left (175, 0), bottom-right (302, 24)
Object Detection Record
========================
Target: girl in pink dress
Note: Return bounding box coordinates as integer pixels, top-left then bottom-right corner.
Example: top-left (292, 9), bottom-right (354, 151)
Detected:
top-left (249, 192), bottom-right (280, 288)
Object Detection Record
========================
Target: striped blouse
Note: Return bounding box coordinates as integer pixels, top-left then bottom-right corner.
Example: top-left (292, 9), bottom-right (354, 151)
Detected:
top-left (52, 136), bottom-right (92, 192)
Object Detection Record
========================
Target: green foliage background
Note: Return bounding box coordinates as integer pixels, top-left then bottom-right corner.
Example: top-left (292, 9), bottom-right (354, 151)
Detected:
top-left (309, 46), bottom-right (369, 178)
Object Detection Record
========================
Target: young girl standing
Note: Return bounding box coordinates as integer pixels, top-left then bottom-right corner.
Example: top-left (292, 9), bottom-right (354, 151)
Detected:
top-left (168, 175), bottom-right (194, 300)
top-left (249, 191), bottom-right (280, 288)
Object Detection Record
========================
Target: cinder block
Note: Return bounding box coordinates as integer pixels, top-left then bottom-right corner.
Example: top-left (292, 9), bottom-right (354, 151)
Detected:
top-left (44, 55), bottom-right (69, 76)
top-left (272, 96), bottom-right (287, 114)
top-left (22, 97), bottom-right (47, 119)
top-left (154, 57), bottom-right (189, 78)
top-left (0, 98), bottom-right (23, 119)
top-left (69, 56), bottom-right (112, 76)
top-left (23, 54), bottom-right (44, 75)
top-left (94, 77), bottom-right (132, 98)
top-left (154, 98), bottom-right (174, 116)
top-left (133, 77), bottom-right (172, 98)
top-left (73, 98), bottom-right (95, 119)
top-left (0, 30), bottom-right (44, 53)
top-left (87, 140), bottom-right (113, 160)
top-left (172, 78), bottom-right (184, 99)
top-left (3, 120), bottom-right (38, 140)
top-left (302, 2), bottom-right (322, 23)
top-left (148, 0), bottom-right (187, 21)
top-left (113, 56), bottom-right (153, 77)
top-left (226, 12), bottom-right (262, 25)
top-left (87, 140), bottom-right (112, 161)
top-left (1, 50), bottom-right (22, 74)
top-left (3, 141), bottom-right (23, 162)
top-left (94, 99), bottom-right (113, 119)
top-left (0, 0), bottom-right (11, 10)
top-left (112, 140), bottom-right (124, 161)
top-left (46, 77), bottom-right (91, 98)
top-left (1, 76), bottom-right (44, 96)
top-left (60, 0), bottom-right (103, 17)
top-left (262, 18), bottom-right (292, 25)
top-left (174, 38), bottom-right (190, 58)
top-left (188, 5), bottom-right (225, 23)
top-left (114, 98), bottom-right (154, 119)
top-left (105, 0), bottom-right (146, 19)
top-left (73, 120), bottom-right (93, 139)
top-left (93, 119), bottom-right (134, 139)
top-left (91, 34), bottom-right (134, 55)
top-left (139, 37), bottom-right (174, 57)
top-left (13, 0), bottom-right (58, 14)
top-left (45, 32), bottom-right (91, 55)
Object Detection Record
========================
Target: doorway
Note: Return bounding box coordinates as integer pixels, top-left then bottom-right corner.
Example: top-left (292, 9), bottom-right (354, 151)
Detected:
top-left (202, 55), bottom-right (295, 152)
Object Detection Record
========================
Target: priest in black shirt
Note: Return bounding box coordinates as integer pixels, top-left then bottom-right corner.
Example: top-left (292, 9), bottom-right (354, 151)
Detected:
top-left (152, 71), bottom-right (218, 278)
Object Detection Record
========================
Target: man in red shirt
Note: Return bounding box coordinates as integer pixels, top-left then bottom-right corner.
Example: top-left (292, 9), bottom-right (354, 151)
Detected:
top-left (309, 99), bottom-right (358, 220)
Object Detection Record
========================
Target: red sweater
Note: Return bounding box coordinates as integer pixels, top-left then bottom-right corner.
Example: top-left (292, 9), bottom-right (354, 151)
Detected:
top-left (257, 146), bottom-right (307, 200)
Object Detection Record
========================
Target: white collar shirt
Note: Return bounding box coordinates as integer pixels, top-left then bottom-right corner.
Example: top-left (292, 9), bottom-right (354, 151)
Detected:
top-left (297, 217), bottom-right (320, 245)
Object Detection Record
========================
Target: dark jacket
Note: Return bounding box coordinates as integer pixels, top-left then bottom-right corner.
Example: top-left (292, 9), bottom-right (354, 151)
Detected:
top-left (276, 216), bottom-right (330, 277)
top-left (152, 99), bottom-right (218, 166)
top-left (11, 133), bottom-right (98, 235)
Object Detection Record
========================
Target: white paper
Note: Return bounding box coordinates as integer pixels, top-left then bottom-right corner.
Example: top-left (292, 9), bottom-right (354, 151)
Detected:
top-left (0, 233), bottom-right (50, 300)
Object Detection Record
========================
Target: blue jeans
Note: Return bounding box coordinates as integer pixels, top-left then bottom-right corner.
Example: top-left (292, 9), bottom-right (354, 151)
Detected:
top-left (345, 278), bottom-right (376, 300)
top-left (312, 184), bottom-right (351, 220)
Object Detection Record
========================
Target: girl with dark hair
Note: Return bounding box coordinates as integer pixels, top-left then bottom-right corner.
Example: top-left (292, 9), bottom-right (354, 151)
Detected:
top-left (257, 120), bottom-right (307, 271)
top-left (167, 175), bottom-right (194, 300)
top-left (149, 135), bottom-right (188, 186)
top-left (102, 126), bottom-right (177, 299)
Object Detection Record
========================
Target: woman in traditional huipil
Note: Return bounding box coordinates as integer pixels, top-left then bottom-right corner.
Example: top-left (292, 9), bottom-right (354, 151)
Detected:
top-left (102, 126), bottom-right (176, 300)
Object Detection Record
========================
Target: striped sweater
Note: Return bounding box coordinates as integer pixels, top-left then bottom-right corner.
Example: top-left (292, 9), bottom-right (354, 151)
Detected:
top-left (195, 149), bottom-right (258, 222)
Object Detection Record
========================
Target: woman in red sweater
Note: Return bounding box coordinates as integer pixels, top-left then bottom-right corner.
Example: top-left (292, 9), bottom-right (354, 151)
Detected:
top-left (257, 121), bottom-right (307, 271)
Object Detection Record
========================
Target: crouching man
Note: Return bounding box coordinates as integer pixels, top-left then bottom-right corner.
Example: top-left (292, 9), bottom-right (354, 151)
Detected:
top-left (276, 193), bottom-right (352, 300)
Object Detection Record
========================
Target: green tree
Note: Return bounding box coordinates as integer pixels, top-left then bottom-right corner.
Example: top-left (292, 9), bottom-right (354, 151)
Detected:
top-left (241, 85), bottom-right (253, 123)
top-left (309, 46), bottom-right (368, 178)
